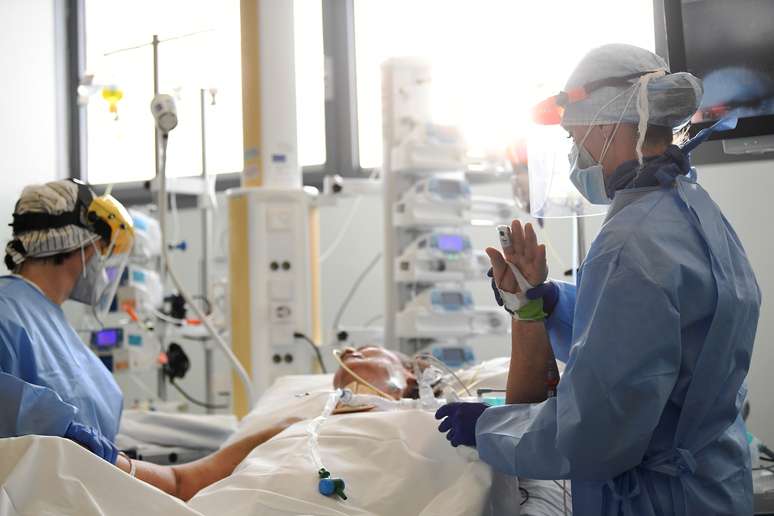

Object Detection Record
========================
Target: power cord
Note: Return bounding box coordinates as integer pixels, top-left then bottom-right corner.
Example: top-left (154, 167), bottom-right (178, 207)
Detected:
top-left (520, 486), bottom-right (529, 506)
top-left (330, 252), bottom-right (382, 344)
top-left (164, 342), bottom-right (229, 410)
top-left (169, 378), bottom-right (229, 410)
top-left (294, 332), bottom-right (327, 374)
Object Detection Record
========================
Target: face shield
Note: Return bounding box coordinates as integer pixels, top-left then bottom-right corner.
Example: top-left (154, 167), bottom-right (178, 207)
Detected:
top-left (527, 71), bottom-right (665, 218)
top-left (526, 123), bottom-right (602, 218)
top-left (92, 246), bottom-right (131, 320)
top-left (71, 183), bottom-right (135, 321)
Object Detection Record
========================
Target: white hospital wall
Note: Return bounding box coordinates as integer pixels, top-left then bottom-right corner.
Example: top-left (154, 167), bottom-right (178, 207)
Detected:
top-left (0, 0), bottom-right (64, 243)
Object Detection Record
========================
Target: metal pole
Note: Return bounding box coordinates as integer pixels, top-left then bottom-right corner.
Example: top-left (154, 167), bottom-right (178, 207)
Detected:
top-left (200, 88), bottom-right (216, 413)
top-left (152, 34), bottom-right (168, 402)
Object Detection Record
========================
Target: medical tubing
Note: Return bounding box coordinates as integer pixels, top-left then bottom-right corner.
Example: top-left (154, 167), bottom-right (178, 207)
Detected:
top-left (124, 305), bottom-right (165, 353)
top-left (150, 306), bottom-right (186, 324)
top-left (157, 132), bottom-right (256, 409)
top-left (319, 197), bottom-right (363, 263)
top-left (330, 252), bottom-right (382, 344)
top-left (307, 389), bottom-right (342, 471)
top-left (344, 393), bottom-right (401, 411)
top-left (345, 393), bottom-right (443, 411)
top-left (169, 377), bottom-right (229, 410)
top-left (319, 168), bottom-right (381, 264)
top-left (362, 313), bottom-right (383, 326)
top-left (416, 352), bottom-right (472, 397)
top-left (418, 368), bottom-right (436, 408)
top-left (294, 332), bottom-right (328, 373)
top-left (519, 486), bottom-right (529, 506)
top-left (332, 348), bottom-right (394, 400)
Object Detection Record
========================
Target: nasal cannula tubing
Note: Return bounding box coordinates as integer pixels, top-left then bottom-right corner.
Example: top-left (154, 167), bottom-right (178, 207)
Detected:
top-left (332, 349), bottom-right (395, 400)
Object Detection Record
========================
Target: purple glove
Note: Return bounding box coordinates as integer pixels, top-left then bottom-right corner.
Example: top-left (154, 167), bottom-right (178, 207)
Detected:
top-left (64, 422), bottom-right (119, 464)
top-left (435, 402), bottom-right (489, 447)
top-left (526, 281), bottom-right (559, 317)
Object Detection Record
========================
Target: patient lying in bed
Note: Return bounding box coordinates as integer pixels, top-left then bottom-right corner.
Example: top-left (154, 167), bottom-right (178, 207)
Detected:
top-left (0, 350), bottom-right (569, 515)
top-left (203, 348), bottom-right (569, 515)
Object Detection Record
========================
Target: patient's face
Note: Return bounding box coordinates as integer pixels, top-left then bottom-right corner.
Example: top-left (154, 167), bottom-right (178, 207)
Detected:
top-left (333, 346), bottom-right (418, 400)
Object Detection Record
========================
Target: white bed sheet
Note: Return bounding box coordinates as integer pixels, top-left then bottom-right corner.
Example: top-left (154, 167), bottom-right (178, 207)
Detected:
top-left (0, 436), bottom-right (199, 516)
top-left (0, 360), bottom-right (570, 516)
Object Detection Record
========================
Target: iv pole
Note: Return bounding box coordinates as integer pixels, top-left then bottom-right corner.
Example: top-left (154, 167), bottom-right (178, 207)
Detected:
top-left (105, 31), bottom-right (215, 403)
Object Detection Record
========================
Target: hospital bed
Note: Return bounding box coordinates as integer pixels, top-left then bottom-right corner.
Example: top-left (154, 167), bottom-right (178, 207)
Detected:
top-left (0, 360), bottom-right (570, 515)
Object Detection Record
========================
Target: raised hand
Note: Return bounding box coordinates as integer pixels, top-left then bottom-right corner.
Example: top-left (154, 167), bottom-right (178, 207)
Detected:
top-left (485, 220), bottom-right (547, 294)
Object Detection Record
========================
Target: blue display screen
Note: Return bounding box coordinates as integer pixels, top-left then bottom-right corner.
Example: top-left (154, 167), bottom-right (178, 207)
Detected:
top-left (92, 328), bottom-right (122, 349)
top-left (440, 292), bottom-right (464, 307)
top-left (435, 234), bottom-right (465, 253)
top-left (442, 347), bottom-right (466, 362)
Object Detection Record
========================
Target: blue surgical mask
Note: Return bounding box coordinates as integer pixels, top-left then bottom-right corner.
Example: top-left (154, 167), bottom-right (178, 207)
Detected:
top-left (568, 144), bottom-right (611, 205)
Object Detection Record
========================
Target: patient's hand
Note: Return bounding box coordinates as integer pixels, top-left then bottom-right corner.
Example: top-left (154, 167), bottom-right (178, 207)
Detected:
top-left (169, 417), bottom-right (305, 502)
top-left (486, 220), bottom-right (547, 293)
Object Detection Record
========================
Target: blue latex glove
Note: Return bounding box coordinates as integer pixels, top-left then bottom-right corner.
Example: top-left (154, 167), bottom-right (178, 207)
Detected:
top-left (435, 402), bottom-right (489, 447)
top-left (526, 281), bottom-right (560, 317)
top-left (64, 422), bottom-right (119, 464)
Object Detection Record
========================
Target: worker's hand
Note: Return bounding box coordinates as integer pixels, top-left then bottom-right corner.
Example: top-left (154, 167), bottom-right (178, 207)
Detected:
top-left (435, 402), bottom-right (489, 448)
top-left (64, 421), bottom-right (119, 464)
top-left (486, 220), bottom-right (547, 294)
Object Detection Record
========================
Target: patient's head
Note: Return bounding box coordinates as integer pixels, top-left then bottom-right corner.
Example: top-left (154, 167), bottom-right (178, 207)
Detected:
top-left (333, 346), bottom-right (419, 400)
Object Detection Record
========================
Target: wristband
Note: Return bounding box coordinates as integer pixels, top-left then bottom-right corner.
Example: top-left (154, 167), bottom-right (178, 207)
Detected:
top-left (514, 298), bottom-right (546, 321)
top-left (119, 452), bottom-right (136, 478)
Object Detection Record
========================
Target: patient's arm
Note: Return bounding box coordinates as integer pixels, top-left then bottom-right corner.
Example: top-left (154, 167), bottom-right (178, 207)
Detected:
top-left (115, 417), bottom-right (300, 501)
top-left (506, 319), bottom-right (559, 404)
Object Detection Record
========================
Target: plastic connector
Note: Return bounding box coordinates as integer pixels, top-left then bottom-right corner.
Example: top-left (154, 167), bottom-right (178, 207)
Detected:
top-left (318, 468), bottom-right (347, 500)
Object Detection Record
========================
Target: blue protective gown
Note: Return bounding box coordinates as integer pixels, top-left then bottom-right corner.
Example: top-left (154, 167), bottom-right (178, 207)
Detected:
top-left (0, 276), bottom-right (123, 441)
top-left (476, 169), bottom-right (761, 514)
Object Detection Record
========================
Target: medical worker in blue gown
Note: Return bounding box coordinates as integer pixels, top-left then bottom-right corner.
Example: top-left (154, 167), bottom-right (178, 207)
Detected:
top-left (436, 44), bottom-right (761, 515)
top-left (0, 179), bottom-right (297, 501)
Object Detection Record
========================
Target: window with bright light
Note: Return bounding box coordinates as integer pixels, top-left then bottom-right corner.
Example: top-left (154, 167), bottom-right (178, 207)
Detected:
top-left (354, 0), bottom-right (655, 169)
top-left (83, 0), bottom-right (325, 185)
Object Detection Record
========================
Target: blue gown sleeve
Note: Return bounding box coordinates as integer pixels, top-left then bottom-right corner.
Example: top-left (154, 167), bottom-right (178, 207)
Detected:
top-left (0, 318), bottom-right (78, 438)
top-left (476, 255), bottom-right (681, 480)
top-left (544, 281), bottom-right (576, 363)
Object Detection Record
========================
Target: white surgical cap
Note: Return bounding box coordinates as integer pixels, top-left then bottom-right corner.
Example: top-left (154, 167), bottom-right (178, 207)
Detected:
top-left (561, 43), bottom-right (703, 129)
top-left (5, 180), bottom-right (99, 270)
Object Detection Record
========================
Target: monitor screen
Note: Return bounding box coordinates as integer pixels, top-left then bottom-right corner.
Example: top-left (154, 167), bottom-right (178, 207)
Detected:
top-left (440, 292), bottom-right (464, 307)
top-left (681, 0), bottom-right (774, 124)
top-left (433, 179), bottom-right (462, 195)
top-left (92, 328), bottom-right (123, 349)
top-left (435, 234), bottom-right (466, 253)
top-left (441, 347), bottom-right (466, 363)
